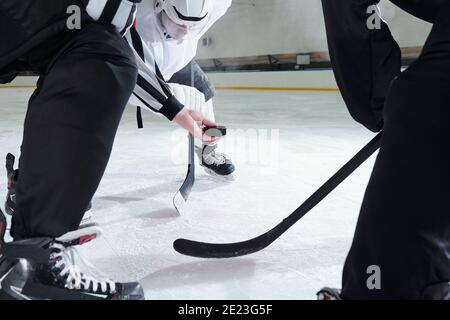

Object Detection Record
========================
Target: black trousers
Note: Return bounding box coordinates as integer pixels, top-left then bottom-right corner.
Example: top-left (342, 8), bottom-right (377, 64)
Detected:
top-left (322, 0), bottom-right (450, 299)
top-left (11, 23), bottom-right (137, 239)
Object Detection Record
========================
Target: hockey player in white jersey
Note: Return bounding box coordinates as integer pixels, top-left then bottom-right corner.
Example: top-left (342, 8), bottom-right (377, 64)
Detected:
top-left (4, 0), bottom-right (234, 221)
top-left (127, 0), bottom-right (235, 176)
top-left (4, 0), bottom-right (233, 222)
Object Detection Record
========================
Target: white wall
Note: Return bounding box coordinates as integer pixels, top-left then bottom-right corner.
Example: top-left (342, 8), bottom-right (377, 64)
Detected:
top-left (208, 70), bottom-right (338, 89)
top-left (197, 0), bottom-right (432, 59)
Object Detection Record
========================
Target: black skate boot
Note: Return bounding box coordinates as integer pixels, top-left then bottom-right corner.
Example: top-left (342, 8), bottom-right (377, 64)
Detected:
top-left (196, 144), bottom-right (235, 177)
top-left (0, 217), bottom-right (145, 300)
top-left (317, 287), bottom-right (343, 300)
top-left (4, 154), bottom-right (93, 223)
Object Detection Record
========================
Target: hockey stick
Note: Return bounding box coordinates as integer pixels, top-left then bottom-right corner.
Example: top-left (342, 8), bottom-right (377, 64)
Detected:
top-left (173, 133), bottom-right (195, 214)
top-left (172, 127), bottom-right (227, 214)
top-left (173, 132), bottom-right (382, 258)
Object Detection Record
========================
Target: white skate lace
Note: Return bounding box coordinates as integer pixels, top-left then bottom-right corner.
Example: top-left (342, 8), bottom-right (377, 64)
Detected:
top-left (203, 150), bottom-right (228, 165)
top-left (49, 243), bottom-right (116, 294)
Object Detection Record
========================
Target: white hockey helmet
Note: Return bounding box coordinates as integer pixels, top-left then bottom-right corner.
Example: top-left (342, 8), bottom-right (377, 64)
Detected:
top-left (155, 0), bottom-right (214, 27)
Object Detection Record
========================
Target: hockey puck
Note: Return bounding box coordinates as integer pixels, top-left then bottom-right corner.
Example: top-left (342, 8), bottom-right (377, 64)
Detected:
top-left (203, 125), bottom-right (227, 137)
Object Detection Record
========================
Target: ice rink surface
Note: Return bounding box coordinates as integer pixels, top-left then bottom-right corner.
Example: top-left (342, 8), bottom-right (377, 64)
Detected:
top-left (0, 87), bottom-right (377, 299)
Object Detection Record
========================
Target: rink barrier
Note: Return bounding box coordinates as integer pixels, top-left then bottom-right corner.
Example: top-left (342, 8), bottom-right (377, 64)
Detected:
top-left (216, 86), bottom-right (339, 91)
top-left (0, 76), bottom-right (37, 88)
top-left (207, 70), bottom-right (339, 91)
top-left (1, 73), bottom-right (340, 91)
top-left (0, 85), bottom-right (36, 89)
top-left (0, 84), bottom-right (340, 91)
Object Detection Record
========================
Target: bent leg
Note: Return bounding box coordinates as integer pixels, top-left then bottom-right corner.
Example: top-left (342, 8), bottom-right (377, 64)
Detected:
top-left (342, 6), bottom-right (450, 299)
top-left (321, 0), bottom-right (401, 132)
top-left (11, 24), bottom-right (137, 239)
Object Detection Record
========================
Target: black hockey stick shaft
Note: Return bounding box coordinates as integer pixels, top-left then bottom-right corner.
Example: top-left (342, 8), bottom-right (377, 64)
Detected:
top-left (174, 132), bottom-right (382, 258)
top-left (173, 134), bottom-right (195, 214)
top-left (181, 133), bottom-right (195, 198)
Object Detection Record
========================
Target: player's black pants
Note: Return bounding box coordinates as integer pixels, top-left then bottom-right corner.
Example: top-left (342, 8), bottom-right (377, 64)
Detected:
top-left (169, 60), bottom-right (216, 102)
top-left (322, 0), bottom-right (450, 299)
top-left (10, 23), bottom-right (137, 239)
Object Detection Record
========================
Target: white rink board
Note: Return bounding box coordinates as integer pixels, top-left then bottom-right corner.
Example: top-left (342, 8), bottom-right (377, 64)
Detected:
top-left (4, 72), bottom-right (339, 90)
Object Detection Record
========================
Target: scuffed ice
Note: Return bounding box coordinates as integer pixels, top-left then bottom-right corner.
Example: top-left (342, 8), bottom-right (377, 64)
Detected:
top-left (0, 88), bottom-right (376, 299)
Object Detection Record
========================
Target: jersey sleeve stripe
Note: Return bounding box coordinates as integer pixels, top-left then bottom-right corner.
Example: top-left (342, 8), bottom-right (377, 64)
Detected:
top-left (136, 74), bottom-right (167, 105)
top-left (129, 27), bottom-right (145, 61)
top-left (98, 0), bottom-right (122, 23)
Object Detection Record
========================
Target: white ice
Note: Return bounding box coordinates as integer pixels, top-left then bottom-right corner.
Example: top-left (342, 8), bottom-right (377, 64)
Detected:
top-left (0, 86), bottom-right (377, 300)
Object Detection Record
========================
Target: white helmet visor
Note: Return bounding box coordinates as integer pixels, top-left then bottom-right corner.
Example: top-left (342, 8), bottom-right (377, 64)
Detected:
top-left (163, 2), bottom-right (209, 27)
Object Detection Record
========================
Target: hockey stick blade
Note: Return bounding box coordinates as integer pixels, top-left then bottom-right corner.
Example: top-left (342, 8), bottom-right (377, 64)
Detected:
top-left (173, 134), bottom-right (195, 214)
top-left (174, 133), bottom-right (382, 258)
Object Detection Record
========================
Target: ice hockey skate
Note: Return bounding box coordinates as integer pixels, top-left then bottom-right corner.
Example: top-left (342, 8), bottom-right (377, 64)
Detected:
top-left (317, 288), bottom-right (343, 300)
top-left (0, 208), bottom-right (144, 300)
top-left (195, 144), bottom-right (235, 179)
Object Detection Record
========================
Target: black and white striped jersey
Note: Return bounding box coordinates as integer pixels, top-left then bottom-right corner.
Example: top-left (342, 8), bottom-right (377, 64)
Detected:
top-left (125, 27), bottom-right (184, 120)
top-left (83, 0), bottom-right (140, 35)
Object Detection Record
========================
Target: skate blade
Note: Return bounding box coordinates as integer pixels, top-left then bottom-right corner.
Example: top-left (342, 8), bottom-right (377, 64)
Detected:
top-left (173, 192), bottom-right (186, 215)
top-left (203, 168), bottom-right (235, 182)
